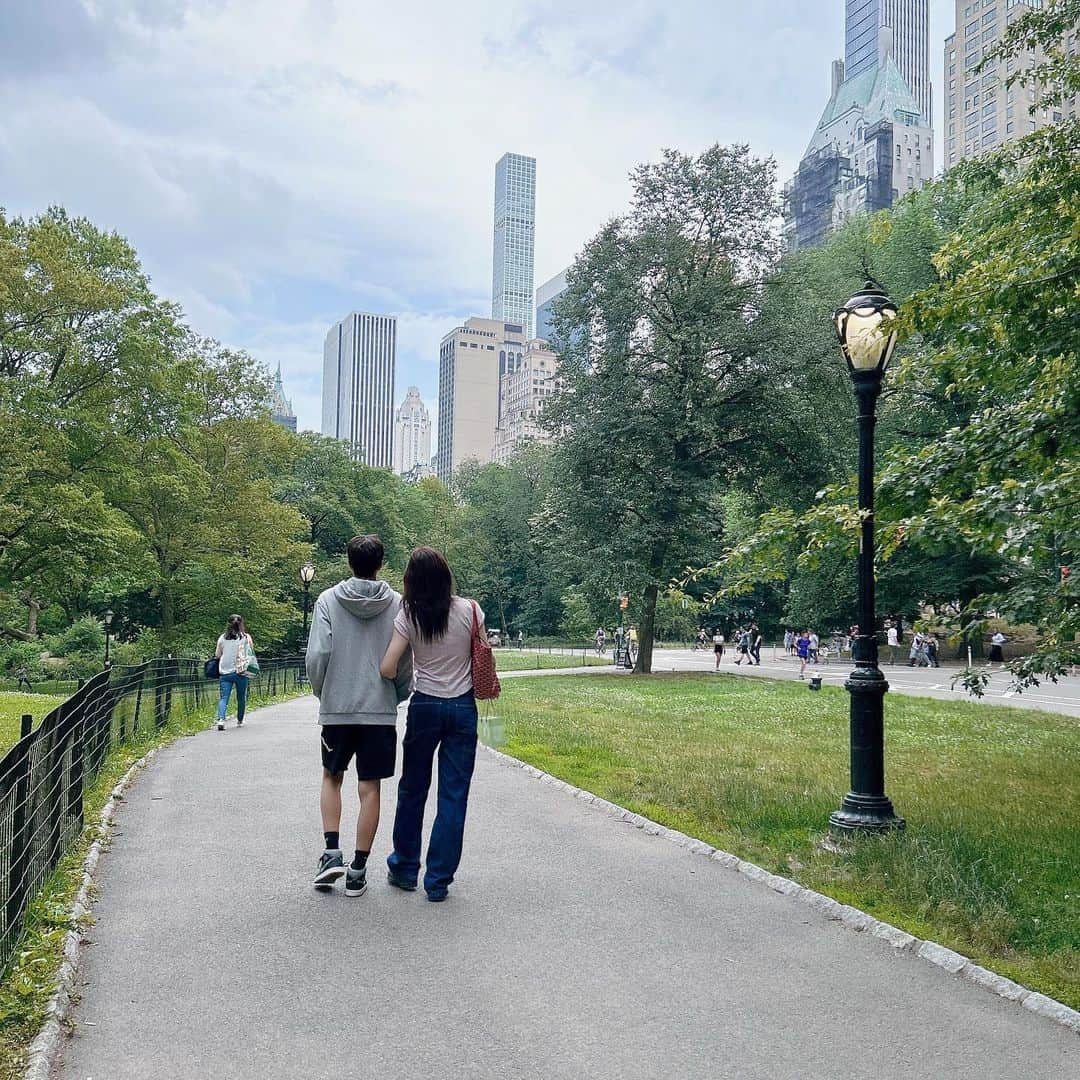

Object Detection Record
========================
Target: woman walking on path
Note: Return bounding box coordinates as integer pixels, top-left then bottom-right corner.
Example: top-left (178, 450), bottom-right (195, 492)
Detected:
top-left (380, 547), bottom-right (482, 903)
top-left (215, 615), bottom-right (255, 730)
top-left (989, 631), bottom-right (1007, 666)
top-left (713, 629), bottom-right (725, 669)
top-left (796, 631), bottom-right (811, 679)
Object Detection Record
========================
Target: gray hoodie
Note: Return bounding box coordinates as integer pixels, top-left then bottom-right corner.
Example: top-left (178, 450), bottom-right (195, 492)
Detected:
top-left (305, 578), bottom-right (413, 725)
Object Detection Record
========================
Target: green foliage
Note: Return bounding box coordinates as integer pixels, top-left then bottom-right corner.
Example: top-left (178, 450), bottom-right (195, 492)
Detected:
top-left (45, 615), bottom-right (104, 659)
top-left (548, 144), bottom-right (829, 672)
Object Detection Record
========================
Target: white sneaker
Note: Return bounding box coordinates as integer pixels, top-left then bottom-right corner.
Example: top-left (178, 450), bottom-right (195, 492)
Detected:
top-left (217, 720), bottom-right (225, 731)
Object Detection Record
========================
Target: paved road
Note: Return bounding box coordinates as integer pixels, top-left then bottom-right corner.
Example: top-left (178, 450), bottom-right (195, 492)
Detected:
top-left (640, 648), bottom-right (1080, 718)
top-left (62, 696), bottom-right (1076, 1078)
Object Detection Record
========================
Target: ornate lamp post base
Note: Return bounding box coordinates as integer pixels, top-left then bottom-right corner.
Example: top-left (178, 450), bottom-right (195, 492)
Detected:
top-left (829, 664), bottom-right (905, 834)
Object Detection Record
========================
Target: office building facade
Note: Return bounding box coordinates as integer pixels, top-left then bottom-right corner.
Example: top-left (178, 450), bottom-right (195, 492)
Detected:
top-left (493, 339), bottom-right (562, 464)
top-left (784, 30), bottom-right (933, 251)
top-left (943, 0), bottom-right (1075, 167)
top-left (492, 153), bottom-right (537, 338)
top-left (393, 385), bottom-right (432, 477)
top-left (535, 269), bottom-right (569, 344)
top-left (846, 0), bottom-right (932, 120)
top-left (436, 317), bottom-right (526, 481)
top-left (322, 311), bottom-right (396, 468)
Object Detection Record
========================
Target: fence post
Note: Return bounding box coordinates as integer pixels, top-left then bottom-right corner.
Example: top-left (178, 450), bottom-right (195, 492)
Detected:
top-left (6, 727), bottom-right (32, 938)
top-left (68, 707), bottom-right (85, 835)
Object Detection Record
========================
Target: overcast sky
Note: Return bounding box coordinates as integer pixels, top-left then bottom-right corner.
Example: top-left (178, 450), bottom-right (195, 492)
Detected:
top-left (0, 0), bottom-right (956, 434)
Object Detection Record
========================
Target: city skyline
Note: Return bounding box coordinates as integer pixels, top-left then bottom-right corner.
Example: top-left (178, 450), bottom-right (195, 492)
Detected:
top-left (0, 1), bottom-right (961, 434)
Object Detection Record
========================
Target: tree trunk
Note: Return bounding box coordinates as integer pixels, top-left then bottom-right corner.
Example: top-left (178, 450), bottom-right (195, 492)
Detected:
top-left (635, 581), bottom-right (659, 675)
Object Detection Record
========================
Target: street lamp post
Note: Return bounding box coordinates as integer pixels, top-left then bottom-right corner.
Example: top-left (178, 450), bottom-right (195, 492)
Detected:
top-left (103, 609), bottom-right (114, 669)
top-left (829, 282), bottom-right (905, 835)
top-left (299, 563), bottom-right (316, 646)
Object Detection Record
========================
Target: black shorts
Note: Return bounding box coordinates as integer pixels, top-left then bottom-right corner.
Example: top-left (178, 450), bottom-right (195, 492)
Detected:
top-left (320, 724), bottom-right (397, 779)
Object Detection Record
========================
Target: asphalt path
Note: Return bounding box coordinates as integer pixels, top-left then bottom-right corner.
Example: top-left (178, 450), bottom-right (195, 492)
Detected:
top-left (61, 696), bottom-right (1076, 1079)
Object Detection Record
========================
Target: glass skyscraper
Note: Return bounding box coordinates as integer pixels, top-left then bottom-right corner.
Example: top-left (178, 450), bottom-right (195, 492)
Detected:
top-left (845, 0), bottom-right (931, 120)
top-left (491, 153), bottom-right (536, 338)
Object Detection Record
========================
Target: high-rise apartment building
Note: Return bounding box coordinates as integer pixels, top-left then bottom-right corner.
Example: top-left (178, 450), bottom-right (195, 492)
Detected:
top-left (846, 0), bottom-right (932, 120)
top-left (322, 311), bottom-right (396, 468)
top-left (492, 153), bottom-right (536, 338)
top-left (493, 339), bottom-right (562, 464)
top-left (784, 30), bottom-right (933, 251)
top-left (535, 269), bottom-right (569, 344)
top-left (943, 0), bottom-right (1074, 167)
top-left (269, 362), bottom-right (297, 432)
top-left (392, 386), bottom-right (432, 477)
top-left (435, 317), bottom-right (525, 481)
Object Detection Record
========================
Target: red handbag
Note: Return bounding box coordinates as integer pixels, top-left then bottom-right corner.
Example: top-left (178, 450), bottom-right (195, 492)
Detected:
top-left (470, 601), bottom-right (501, 700)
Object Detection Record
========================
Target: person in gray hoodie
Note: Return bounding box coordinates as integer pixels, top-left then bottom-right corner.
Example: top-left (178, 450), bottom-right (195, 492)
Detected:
top-left (306, 535), bottom-right (412, 897)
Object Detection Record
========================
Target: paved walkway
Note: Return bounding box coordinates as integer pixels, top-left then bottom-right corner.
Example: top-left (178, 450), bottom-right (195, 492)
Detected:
top-left (63, 697), bottom-right (1076, 1079)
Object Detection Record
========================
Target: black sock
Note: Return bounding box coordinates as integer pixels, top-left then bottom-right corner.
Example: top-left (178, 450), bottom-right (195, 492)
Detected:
top-left (352, 850), bottom-right (369, 871)
top-left (324, 831), bottom-right (339, 851)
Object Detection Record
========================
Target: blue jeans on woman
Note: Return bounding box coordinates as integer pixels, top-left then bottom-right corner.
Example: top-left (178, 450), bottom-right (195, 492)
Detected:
top-left (218, 672), bottom-right (249, 723)
top-left (388, 690), bottom-right (478, 898)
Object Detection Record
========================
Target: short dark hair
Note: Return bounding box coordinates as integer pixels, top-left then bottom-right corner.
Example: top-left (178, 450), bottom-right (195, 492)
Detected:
top-left (347, 534), bottom-right (384, 578)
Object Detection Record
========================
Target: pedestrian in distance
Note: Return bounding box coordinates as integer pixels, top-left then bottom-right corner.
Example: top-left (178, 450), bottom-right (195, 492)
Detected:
top-left (927, 633), bottom-right (940, 668)
top-left (886, 623), bottom-right (899, 665)
top-left (307, 535), bottom-right (413, 897)
top-left (808, 630), bottom-right (819, 664)
top-left (713, 629), bottom-right (724, 668)
top-left (750, 625), bottom-right (762, 666)
top-left (15, 665), bottom-right (33, 693)
top-left (735, 628), bottom-right (750, 665)
top-left (908, 632), bottom-right (923, 667)
top-left (214, 615), bottom-right (256, 731)
top-left (783, 629), bottom-right (793, 656)
top-left (380, 546), bottom-right (484, 903)
top-left (796, 631), bottom-right (811, 678)
top-left (989, 630), bottom-right (1007, 666)
top-left (595, 627), bottom-right (606, 655)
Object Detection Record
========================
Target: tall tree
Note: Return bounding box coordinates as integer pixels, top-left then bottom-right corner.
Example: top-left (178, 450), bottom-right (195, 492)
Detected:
top-left (547, 145), bottom-right (828, 672)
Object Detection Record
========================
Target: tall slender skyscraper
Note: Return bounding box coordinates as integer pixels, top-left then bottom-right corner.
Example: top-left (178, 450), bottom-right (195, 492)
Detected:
top-left (846, 0), bottom-right (931, 120)
top-left (393, 386), bottom-right (432, 476)
top-left (322, 311), bottom-right (396, 468)
top-left (492, 153), bottom-right (536, 338)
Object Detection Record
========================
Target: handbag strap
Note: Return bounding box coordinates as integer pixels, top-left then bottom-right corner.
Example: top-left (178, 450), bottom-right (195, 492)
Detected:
top-left (470, 601), bottom-right (481, 641)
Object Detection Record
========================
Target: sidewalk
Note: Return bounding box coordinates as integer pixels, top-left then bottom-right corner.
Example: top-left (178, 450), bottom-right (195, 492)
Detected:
top-left (62, 697), bottom-right (1076, 1079)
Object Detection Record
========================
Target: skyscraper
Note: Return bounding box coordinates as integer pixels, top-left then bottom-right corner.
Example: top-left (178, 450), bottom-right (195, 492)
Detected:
top-left (269, 362), bottom-right (297, 432)
top-left (393, 386), bottom-right (432, 477)
top-left (535, 268), bottom-right (568, 344)
top-left (322, 312), bottom-right (396, 468)
top-left (943, 0), bottom-right (1073, 168)
top-left (491, 153), bottom-right (536, 338)
top-left (784, 29), bottom-right (933, 251)
top-left (435, 317), bottom-right (525, 481)
top-left (846, 0), bottom-right (931, 121)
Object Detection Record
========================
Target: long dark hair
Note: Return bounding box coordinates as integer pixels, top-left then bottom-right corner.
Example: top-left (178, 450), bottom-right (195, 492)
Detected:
top-left (402, 547), bottom-right (453, 643)
top-left (224, 614), bottom-right (246, 641)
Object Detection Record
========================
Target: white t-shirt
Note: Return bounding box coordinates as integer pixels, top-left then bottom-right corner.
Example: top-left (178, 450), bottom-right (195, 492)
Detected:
top-left (991, 632), bottom-right (1006, 645)
top-left (887, 627), bottom-right (898, 647)
top-left (217, 633), bottom-right (251, 675)
top-left (394, 596), bottom-right (483, 699)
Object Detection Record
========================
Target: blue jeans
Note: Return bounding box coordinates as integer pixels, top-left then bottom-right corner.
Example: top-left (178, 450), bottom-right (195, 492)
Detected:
top-left (217, 673), bottom-right (249, 722)
top-left (388, 691), bottom-right (478, 896)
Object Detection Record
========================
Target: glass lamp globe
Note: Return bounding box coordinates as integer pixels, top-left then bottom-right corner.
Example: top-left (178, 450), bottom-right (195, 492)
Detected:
top-left (299, 563), bottom-right (316, 585)
top-left (834, 282), bottom-right (899, 375)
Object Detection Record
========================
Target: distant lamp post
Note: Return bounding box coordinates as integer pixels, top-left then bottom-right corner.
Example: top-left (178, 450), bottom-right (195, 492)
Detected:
top-left (103, 609), bottom-right (114, 670)
top-left (829, 282), bottom-right (904, 834)
top-left (299, 563), bottom-right (316, 645)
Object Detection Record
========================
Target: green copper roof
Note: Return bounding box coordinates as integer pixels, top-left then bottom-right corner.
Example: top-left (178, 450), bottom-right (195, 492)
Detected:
top-left (807, 54), bottom-right (926, 154)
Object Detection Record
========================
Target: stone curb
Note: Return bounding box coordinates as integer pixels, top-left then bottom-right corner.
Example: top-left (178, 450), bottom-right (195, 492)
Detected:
top-left (481, 743), bottom-right (1080, 1038)
top-left (23, 749), bottom-right (158, 1080)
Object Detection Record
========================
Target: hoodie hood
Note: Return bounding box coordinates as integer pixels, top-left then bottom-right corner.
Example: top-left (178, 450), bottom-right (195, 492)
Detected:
top-left (331, 578), bottom-right (397, 620)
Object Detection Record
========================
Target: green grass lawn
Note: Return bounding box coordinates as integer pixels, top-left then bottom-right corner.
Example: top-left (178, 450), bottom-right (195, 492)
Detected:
top-left (496, 673), bottom-right (1080, 1009)
top-left (494, 650), bottom-right (610, 672)
top-left (0, 693), bottom-right (66, 752)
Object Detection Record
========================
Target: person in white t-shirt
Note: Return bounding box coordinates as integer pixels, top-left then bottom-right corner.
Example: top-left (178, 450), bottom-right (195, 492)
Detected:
top-left (214, 615), bottom-right (254, 730)
top-left (886, 624), bottom-right (899, 666)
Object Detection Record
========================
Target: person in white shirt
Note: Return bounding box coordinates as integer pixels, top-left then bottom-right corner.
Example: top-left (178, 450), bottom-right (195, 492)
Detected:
top-left (989, 631), bottom-right (1006, 665)
top-left (886, 624), bottom-right (899, 665)
top-left (214, 615), bottom-right (254, 730)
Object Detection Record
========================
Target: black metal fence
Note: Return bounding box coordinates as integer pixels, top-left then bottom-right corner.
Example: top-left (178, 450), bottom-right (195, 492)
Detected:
top-left (0, 656), bottom-right (305, 971)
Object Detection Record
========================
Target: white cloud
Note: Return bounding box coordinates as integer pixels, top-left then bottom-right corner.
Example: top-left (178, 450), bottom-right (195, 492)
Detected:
top-left (1, 0), bottom-right (959, 432)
